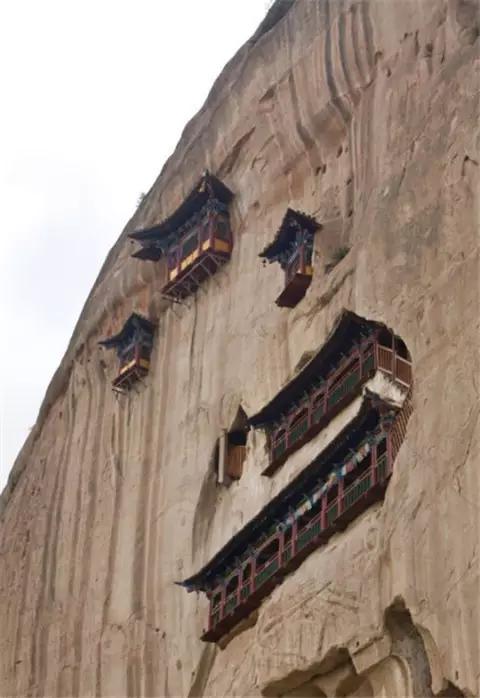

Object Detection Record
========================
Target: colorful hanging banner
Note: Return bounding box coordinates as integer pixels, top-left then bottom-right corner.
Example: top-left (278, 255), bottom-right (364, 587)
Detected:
top-left (287, 434), bottom-right (379, 523)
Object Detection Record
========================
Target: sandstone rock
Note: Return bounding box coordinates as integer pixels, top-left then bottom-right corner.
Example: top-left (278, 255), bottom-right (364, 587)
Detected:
top-left (0, 1), bottom-right (478, 696)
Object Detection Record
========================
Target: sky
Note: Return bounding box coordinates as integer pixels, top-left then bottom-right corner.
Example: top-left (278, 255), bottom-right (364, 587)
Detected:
top-left (0, 0), bottom-right (270, 491)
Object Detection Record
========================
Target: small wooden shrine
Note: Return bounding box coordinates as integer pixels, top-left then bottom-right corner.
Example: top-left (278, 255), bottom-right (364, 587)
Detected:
top-left (99, 313), bottom-right (155, 391)
top-left (129, 172), bottom-right (234, 302)
top-left (260, 209), bottom-right (320, 308)
top-left (221, 408), bottom-right (249, 483)
top-left (179, 394), bottom-right (412, 643)
top-left (249, 311), bottom-right (412, 475)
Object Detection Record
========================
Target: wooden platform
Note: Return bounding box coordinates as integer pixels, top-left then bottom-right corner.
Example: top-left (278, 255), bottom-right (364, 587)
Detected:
top-left (162, 249), bottom-right (230, 302)
top-left (112, 361), bottom-right (149, 391)
top-left (200, 468), bottom-right (391, 643)
top-left (275, 272), bottom-right (312, 308)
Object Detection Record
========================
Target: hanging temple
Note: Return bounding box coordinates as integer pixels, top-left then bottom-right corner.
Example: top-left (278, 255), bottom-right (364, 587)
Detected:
top-left (99, 313), bottom-right (155, 393)
top-left (101, 171), bottom-right (413, 643)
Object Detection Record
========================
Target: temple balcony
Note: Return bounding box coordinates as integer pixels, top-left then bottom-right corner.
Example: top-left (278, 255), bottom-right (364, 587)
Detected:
top-left (249, 312), bottom-right (412, 476)
top-left (161, 213), bottom-right (232, 301)
top-left (129, 172), bottom-right (233, 302)
top-left (180, 394), bottom-right (413, 644)
top-left (260, 208), bottom-right (320, 308)
top-left (99, 313), bottom-right (155, 392)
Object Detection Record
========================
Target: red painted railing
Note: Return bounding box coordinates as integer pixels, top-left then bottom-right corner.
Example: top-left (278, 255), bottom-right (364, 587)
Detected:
top-left (265, 339), bottom-right (412, 474)
top-left (166, 213), bottom-right (229, 278)
top-left (202, 432), bottom-right (399, 641)
top-left (377, 345), bottom-right (412, 387)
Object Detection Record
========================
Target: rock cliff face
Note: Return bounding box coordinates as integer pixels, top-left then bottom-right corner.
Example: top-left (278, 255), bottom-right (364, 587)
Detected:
top-left (0, 1), bottom-right (478, 696)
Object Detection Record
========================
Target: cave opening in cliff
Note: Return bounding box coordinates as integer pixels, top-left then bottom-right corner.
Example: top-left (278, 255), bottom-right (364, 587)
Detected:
top-left (98, 313), bottom-right (155, 392)
top-left (182, 391), bottom-right (413, 643)
top-left (259, 208), bottom-right (321, 308)
top-left (179, 312), bottom-right (413, 643)
top-left (128, 171), bottom-right (234, 302)
top-left (249, 311), bottom-right (412, 475)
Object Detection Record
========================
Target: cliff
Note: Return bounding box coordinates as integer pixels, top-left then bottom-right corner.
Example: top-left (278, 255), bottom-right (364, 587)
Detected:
top-left (0, 0), bottom-right (478, 696)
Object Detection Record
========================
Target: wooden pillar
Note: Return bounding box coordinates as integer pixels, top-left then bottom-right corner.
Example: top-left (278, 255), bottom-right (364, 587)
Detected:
top-left (391, 333), bottom-right (396, 379)
top-left (321, 495), bottom-right (327, 531)
top-left (236, 573), bottom-right (242, 607)
top-left (268, 432), bottom-right (274, 465)
top-left (370, 439), bottom-right (378, 485)
top-left (323, 381), bottom-right (329, 415)
top-left (219, 585), bottom-right (226, 622)
top-left (209, 590), bottom-right (219, 630)
top-left (218, 430), bottom-right (227, 484)
top-left (291, 518), bottom-right (298, 558)
top-left (307, 397), bottom-right (313, 430)
top-left (250, 555), bottom-right (257, 593)
top-left (386, 429), bottom-right (394, 476)
top-left (207, 594), bottom-right (213, 631)
top-left (338, 478), bottom-right (345, 515)
top-left (374, 328), bottom-right (382, 371)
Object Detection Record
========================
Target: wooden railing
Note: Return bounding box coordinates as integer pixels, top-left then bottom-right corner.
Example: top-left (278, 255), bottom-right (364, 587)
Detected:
top-left (377, 345), bottom-right (412, 387)
top-left (395, 356), bottom-right (412, 386)
top-left (167, 221), bottom-right (210, 275)
top-left (377, 344), bottom-right (393, 374)
top-left (203, 434), bottom-right (397, 640)
top-left (114, 343), bottom-right (152, 387)
top-left (266, 341), bottom-right (374, 473)
top-left (166, 212), bottom-right (230, 282)
top-left (202, 367), bottom-right (416, 643)
top-left (265, 339), bottom-right (412, 474)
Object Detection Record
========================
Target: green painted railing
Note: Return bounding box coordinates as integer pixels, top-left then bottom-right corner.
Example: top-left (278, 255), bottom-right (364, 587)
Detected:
top-left (297, 518), bottom-right (322, 551)
top-left (224, 595), bottom-right (237, 615)
top-left (273, 439), bottom-right (287, 461)
top-left (311, 399), bottom-right (325, 424)
top-left (363, 351), bottom-right (375, 374)
top-left (208, 437), bottom-right (396, 635)
top-left (377, 454), bottom-right (388, 482)
top-left (254, 558), bottom-right (279, 588)
top-left (289, 415), bottom-right (309, 446)
top-left (344, 472), bottom-right (371, 509)
top-left (240, 584), bottom-right (251, 600)
top-left (326, 501), bottom-right (338, 525)
top-left (327, 369), bottom-right (361, 410)
top-left (268, 343), bottom-right (381, 468)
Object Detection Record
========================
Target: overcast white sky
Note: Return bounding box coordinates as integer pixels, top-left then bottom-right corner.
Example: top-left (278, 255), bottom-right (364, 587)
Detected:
top-left (0, 0), bottom-right (270, 490)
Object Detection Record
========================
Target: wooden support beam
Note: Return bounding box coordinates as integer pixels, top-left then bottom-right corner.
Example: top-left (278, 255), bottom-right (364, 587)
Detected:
top-left (218, 430), bottom-right (227, 485)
